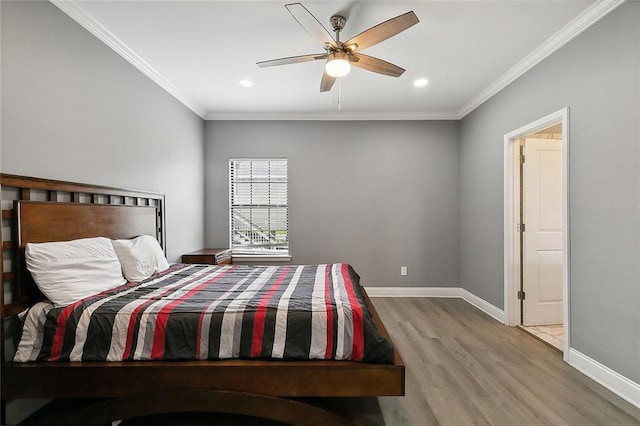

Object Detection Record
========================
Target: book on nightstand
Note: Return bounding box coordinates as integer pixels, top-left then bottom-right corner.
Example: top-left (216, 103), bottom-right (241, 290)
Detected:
top-left (181, 248), bottom-right (232, 265)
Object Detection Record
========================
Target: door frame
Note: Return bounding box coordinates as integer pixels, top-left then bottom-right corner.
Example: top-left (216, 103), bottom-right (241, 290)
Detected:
top-left (503, 107), bottom-right (570, 360)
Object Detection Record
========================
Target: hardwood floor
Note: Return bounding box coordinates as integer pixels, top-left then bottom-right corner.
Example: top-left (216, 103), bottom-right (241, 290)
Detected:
top-left (14, 297), bottom-right (640, 425)
top-left (368, 297), bottom-right (640, 425)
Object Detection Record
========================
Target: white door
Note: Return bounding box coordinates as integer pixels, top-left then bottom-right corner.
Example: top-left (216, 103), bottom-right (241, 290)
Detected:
top-left (522, 138), bottom-right (563, 325)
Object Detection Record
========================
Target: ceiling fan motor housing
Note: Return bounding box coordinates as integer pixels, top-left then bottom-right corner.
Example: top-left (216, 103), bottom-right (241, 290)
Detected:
top-left (330, 15), bottom-right (346, 33)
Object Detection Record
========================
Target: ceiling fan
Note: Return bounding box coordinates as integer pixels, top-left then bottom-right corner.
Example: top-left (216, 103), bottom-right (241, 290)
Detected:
top-left (257, 3), bottom-right (419, 92)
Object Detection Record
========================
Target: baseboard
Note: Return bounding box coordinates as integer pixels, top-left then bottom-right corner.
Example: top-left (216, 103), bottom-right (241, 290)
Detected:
top-left (365, 286), bottom-right (506, 323)
top-left (567, 348), bottom-right (640, 409)
top-left (460, 289), bottom-right (506, 323)
top-left (364, 286), bottom-right (461, 298)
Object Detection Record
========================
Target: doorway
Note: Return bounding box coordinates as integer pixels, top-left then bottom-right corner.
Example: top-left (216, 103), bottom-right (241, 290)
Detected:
top-left (503, 108), bottom-right (570, 361)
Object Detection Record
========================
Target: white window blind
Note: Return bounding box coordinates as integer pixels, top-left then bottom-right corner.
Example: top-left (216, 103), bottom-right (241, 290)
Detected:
top-left (229, 159), bottom-right (288, 255)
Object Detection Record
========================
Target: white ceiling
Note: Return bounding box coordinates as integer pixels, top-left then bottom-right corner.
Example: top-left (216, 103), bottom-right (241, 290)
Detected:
top-left (52, 1), bottom-right (622, 120)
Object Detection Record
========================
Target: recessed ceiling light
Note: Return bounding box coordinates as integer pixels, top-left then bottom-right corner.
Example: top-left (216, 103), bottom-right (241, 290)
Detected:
top-left (239, 79), bottom-right (253, 87)
top-left (413, 78), bottom-right (428, 88)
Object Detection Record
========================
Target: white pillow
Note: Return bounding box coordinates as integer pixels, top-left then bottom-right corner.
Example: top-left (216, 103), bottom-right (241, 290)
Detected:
top-left (111, 235), bottom-right (169, 282)
top-left (26, 237), bottom-right (127, 307)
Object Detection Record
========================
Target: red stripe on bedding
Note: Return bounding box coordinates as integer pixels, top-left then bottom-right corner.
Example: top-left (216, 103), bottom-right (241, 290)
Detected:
top-left (122, 266), bottom-right (208, 360)
top-left (49, 281), bottom-right (139, 361)
top-left (151, 266), bottom-right (236, 360)
top-left (324, 265), bottom-right (334, 359)
top-left (342, 263), bottom-right (364, 361)
top-left (122, 282), bottom-right (189, 360)
top-left (195, 306), bottom-right (207, 360)
top-left (194, 266), bottom-right (240, 359)
top-left (250, 266), bottom-right (291, 357)
top-left (48, 300), bottom-right (85, 361)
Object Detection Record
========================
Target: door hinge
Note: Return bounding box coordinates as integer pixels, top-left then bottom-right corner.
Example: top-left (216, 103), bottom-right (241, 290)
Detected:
top-left (517, 154), bottom-right (525, 164)
top-left (517, 223), bottom-right (526, 232)
top-left (517, 290), bottom-right (526, 300)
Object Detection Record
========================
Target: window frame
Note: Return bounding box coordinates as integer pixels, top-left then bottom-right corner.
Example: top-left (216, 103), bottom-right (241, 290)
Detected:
top-left (228, 158), bottom-right (291, 261)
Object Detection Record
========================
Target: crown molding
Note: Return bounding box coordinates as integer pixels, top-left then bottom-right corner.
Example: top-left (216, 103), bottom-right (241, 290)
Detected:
top-left (203, 111), bottom-right (460, 121)
top-left (51, 0), bottom-right (625, 122)
top-left (457, 0), bottom-right (627, 119)
top-left (50, 0), bottom-right (206, 119)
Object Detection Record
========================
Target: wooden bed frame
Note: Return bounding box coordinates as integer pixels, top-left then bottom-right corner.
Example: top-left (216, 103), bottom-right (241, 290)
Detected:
top-left (0, 174), bottom-right (405, 425)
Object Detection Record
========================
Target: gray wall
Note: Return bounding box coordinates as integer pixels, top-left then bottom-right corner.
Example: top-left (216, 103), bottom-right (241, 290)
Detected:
top-left (459, 3), bottom-right (639, 381)
top-left (2, 0), bottom-right (637, 392)
top-left (205, 120), bottom-right (460, 288)
top-left (1, 1), bottom-right (205, 262)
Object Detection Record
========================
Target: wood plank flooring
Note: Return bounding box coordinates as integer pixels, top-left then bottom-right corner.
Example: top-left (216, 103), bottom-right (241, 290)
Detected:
top-left (15, 297), bottom-right (640, 425)
top-left (368, 297), bottom-right (640, 426)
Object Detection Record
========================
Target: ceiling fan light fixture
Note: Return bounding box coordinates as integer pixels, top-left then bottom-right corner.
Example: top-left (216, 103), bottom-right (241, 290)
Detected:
top-left (325, 52), bottom-right (350, 78)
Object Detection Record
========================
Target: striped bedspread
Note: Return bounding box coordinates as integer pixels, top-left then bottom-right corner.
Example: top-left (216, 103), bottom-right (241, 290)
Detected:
top-left (14, 263), bottom-right (394, 364)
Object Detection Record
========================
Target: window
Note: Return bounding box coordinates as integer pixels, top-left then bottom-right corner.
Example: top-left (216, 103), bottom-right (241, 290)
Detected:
top-left (229, 159), bottom-right (288, 256)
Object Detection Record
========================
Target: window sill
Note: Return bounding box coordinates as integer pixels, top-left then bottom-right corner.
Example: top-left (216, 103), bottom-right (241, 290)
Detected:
top-left (232, 255), bottom-right (292, 263)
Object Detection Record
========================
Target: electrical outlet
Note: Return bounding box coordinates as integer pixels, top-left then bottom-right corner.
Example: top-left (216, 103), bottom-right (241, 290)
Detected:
top-left (400, 266), bottom-right (408, 276)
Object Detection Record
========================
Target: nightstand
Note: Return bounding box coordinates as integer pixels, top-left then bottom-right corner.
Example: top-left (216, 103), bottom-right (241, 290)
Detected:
top-left (181, 248), bottom-right (232, 265)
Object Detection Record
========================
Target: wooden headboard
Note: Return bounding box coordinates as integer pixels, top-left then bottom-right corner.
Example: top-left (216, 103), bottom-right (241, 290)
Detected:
top-left (1, 174), bottom-right (165, 319)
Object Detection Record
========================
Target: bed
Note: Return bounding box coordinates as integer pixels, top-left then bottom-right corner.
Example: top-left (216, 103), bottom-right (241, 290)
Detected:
top-left (0, 174), bottom-right (405, 425)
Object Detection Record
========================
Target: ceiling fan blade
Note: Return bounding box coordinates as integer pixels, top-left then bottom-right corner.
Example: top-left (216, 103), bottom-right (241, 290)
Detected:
top-left (320, 72), bottom-right (336, 92)
top-left (350, 53), bottom-right (405, 77)
top-left (257, 53), bottom-right (327, 68)
top-left (343, 11), bottom-right (418, 52)
top-left (286, 3), bottom-right (338, 49)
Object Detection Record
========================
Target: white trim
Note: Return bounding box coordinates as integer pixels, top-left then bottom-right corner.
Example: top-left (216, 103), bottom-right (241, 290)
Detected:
top-left (50, 1), bottom-right (623, 121)
top-left (365, 286), bottom-right (461, 298)
top-left (204, 111), bottom-right (460, 121)
top-left (503, 107), bottom-right (570, 362)
top-left (567, 348), bottom-right (640, 409)
top-left (365, 286), bottom-right (505, 323)
top-left (232, 255), bottom-right (291, 263)
top-left (460, 289), bottom-right (506, 323)
top-left (457, 0), bottom-right (626, 118)
top-left (503, 130), bottom-right (520, 327)
top-left (49, 0), bottom-right (206, 118)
